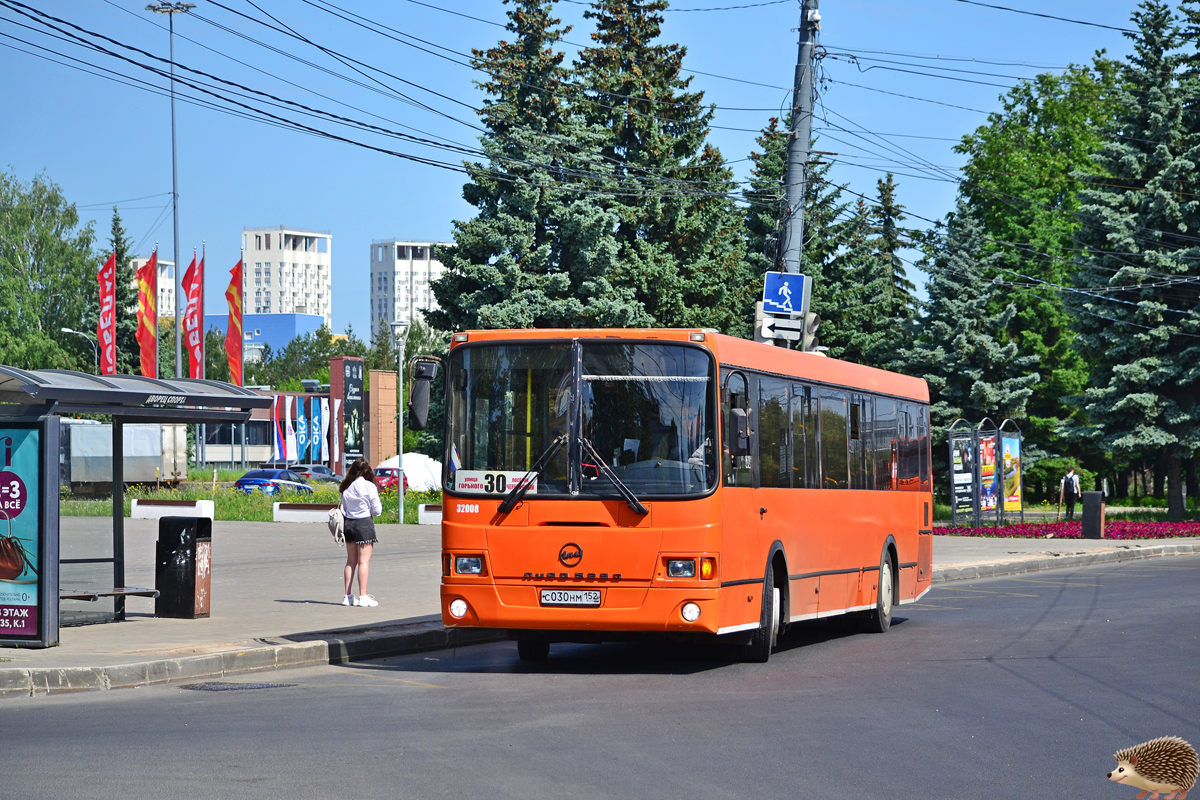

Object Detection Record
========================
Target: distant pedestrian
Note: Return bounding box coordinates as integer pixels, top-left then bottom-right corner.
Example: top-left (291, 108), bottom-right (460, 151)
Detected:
top-left (1061, 466), bottom-right (1082, 521)
top-left (339, 458), bottom-right (382, 607)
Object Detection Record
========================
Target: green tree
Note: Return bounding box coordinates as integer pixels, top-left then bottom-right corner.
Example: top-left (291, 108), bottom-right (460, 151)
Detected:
top-left (0, 170), bottom-right (96, 370)
top-left (909, 200), bottom-right (1040, 440)
top-left (429, 0), bottom-right (647, 332)
top-left (871, 173), bottom-right (920, 338)
top-left (204, 327), bottom-right (230, 383)
top-left (575, 0), bottom-right (751, 336)
top-left (1069, 1), bottom-right (1200, 520)
top-left (954, 59), bottom-right (1119, 459)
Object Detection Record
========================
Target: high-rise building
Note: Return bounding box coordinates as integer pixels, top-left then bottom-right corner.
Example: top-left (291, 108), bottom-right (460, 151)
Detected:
top-left (130, 256), bottom-right (175, 319)
top-left (369, 239), bottom-right (447, 337)
top-left (242, 226), bottom-right (333, 327)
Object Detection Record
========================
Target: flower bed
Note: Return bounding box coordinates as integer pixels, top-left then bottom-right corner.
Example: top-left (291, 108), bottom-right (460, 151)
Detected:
top-left (937, 520), bottom-right (1200, 539)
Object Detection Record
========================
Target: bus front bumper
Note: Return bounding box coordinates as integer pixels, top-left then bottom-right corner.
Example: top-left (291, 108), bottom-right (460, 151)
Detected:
top-left (440, 582), bottom-right (723, 634)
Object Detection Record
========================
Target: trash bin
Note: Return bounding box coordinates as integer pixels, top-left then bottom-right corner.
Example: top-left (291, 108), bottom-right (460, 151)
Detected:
top-left (155, 516), bottom-right (211, 619)
top-left (1082, 491), bottom-right (1105, 539)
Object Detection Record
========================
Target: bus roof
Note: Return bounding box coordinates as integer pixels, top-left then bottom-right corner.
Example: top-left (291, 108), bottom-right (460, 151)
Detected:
top-left (452, 328), bottom-right (929, 403)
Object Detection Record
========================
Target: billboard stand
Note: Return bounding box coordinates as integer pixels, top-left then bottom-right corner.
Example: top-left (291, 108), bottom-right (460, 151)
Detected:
top-left (999, 419), bottom-right (1024, 526)
top-left (976, 417), bottom-right (999, 529)
top-left (947, 418), bottom-right (976, 527)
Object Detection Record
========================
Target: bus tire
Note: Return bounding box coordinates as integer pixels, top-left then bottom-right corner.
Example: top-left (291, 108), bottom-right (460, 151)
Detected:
top-left (743, 569), bottom-right (779, 663)
top-left (517, 638), bottom-right (550, 662)
top-left (860, 551), bottom-right (894, 634)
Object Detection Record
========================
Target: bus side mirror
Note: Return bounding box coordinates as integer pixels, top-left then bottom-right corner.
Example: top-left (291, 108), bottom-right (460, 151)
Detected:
top-left (406, 357), bottom-right (441, 431)
top-left (730, 407), bottom-right (751, 457)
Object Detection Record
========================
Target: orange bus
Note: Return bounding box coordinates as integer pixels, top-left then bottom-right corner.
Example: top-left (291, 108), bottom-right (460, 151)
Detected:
top-left (433, 328), bottom-right (933, 662)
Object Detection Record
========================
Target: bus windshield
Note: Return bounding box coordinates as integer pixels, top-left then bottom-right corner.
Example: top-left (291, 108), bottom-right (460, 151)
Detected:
top-left (445, 341), bottom-right (716, 498)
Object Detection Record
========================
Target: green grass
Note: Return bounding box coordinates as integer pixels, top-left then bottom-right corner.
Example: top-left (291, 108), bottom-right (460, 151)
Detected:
top-left (61, 485), bottom-right (445, 524)
top-left (187, 467), bottom-right (244, 483)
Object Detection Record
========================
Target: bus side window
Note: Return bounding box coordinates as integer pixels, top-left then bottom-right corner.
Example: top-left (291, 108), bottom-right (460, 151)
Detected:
top-left (791, 384), bottom-right (812, 488)
top-left (850, 395), bottom-right (874, 490)
top-left (722, 372), bottom-right (753, 487)
top-left (818, 388), bottom-right (849, 489)
top-left (918, 405), bottom-right (931, 492)
top-left (896, 403), bottom-right (920, 491)
top-left (758, 377), bottom-right (790, 488)
top-left (875, 398), bottom-right (897, 490)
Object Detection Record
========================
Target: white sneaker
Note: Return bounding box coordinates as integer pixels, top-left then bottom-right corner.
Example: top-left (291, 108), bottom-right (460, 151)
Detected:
top-left (342, 594), bottom-right (354, 606)
top-left (356, 594), bottom-right (378, 608)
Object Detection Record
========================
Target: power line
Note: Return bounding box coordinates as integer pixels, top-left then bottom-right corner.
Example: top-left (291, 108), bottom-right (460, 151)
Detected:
top-left (943, 0), bottom-right (1137, 34)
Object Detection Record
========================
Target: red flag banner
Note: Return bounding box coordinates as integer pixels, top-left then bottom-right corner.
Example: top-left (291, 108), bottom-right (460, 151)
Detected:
top-left (182, 254), bottom-right (203, 379)
top-left (135, 252), bottom-right (158, 378)
top-left (96, 252), bottom-right (117, 374)
top-left (225, 260), bottom-right (243, 386)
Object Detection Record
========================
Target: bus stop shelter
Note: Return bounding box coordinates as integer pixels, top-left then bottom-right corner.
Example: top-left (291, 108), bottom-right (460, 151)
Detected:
top-left (0, 367), bottom-right (271, 647)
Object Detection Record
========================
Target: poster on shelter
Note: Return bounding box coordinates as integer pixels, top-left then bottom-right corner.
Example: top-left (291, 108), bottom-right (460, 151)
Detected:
top-left (1002, 436), bottom-right (1022, 510)
top-left (0, 426), bottom-right (40, 639)
top-left (951, 435), bottom-right (975, 516)
top-left (343, 361), bottom-right (364, 462)
top-left (978, 434), bottom-right (998, 512)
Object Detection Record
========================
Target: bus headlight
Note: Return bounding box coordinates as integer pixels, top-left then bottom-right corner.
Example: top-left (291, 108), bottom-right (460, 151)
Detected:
top-left (455, 556), bottom-right (483, 574)
top-left (667, 559), bottom-right (696, 578)
top-left (449, 598), bottom-right (468, 618)
top-left (681, 603), bottom-right (701, 622)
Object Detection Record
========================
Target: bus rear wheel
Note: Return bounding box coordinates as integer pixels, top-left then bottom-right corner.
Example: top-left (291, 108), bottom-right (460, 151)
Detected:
top-left (517, 638), bottom-right (550, 662)
top-left (860, 553), bottom-right (894, 634)
top-left (743, 568), bottom-right (780, 663)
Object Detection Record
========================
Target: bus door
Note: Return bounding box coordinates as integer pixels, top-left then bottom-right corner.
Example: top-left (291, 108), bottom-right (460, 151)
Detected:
top-left (719, 370), bottom-right (761, 630)
top-left (789, 383), bottom-right (820, 619)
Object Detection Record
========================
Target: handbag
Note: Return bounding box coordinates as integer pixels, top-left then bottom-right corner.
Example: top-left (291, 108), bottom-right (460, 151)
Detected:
top-left (0, 514), bottom-right (31, 581)
top-left (327, 502), bottom-right (346, 545)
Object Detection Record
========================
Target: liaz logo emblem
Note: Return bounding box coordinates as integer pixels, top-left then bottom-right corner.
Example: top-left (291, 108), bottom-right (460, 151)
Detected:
top-left (558, 543), bottom-right (583, 567)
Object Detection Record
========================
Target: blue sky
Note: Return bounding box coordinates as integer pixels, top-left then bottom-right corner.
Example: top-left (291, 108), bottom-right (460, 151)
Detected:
top-left (0, 0), bottom-right (1137, 337)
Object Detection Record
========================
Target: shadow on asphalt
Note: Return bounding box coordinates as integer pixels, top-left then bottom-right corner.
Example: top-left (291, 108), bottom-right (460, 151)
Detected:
top-left (344, 615), bottom-right (908, 676)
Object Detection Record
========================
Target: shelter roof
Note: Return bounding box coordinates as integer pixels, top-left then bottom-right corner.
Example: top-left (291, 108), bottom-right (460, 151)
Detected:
top-left (0, 367), bottom-right (271, 422)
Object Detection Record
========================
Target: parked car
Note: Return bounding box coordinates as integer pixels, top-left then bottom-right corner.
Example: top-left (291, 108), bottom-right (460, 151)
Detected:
top-left (375, 467), bottom-right (407, 493)
top-left (292, 464), bottom-right (342, 483)
top-left (233, 469), bottom-right (314, 495)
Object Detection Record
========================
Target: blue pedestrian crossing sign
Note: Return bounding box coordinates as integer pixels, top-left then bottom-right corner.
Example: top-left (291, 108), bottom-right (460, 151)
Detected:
top-left (762, 272), bottom-right (810, 316)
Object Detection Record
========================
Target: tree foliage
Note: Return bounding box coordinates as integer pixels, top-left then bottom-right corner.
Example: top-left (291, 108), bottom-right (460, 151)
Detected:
top-left (1069, 0), bottom-right (1200, 519)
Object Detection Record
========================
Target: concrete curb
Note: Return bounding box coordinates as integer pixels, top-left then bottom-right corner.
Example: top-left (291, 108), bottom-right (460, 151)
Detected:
top-left (0, 619), bottom-right (507, 699)
top-left (930, 541), bottom-right (1200, 583)
top-left (3, 543), bottom-right (1197, 699)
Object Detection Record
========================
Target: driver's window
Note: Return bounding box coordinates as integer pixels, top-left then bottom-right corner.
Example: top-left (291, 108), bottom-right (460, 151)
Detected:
top-left (722, 371), bottom-right (753, 486)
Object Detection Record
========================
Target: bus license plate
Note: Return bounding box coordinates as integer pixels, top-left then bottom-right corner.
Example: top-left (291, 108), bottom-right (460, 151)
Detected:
top-left (540, 589), bottom-right (601, 607)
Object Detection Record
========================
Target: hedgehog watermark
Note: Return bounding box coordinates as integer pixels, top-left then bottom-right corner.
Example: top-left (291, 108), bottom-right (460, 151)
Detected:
top-left (1108, 736), bottom-right (1198, 799)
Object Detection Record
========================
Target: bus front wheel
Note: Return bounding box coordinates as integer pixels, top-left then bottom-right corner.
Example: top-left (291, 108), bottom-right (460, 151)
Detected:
top-left (860, 553), bottom-right (894, 634)
top-left (517, 638), bottom-right (550, 662)
top-left (743, 568), bottom-right (780, 663)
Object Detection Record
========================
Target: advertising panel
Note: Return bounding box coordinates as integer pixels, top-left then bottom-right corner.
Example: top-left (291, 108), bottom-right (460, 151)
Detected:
top-left (1002, 435), bottom-right (1022, 510)
top-left (950, 434), bottom-right (975, 516)
top-left (0, 426), bottom-right (40, 640)
top-left (978, 434), bottom-right (998, 512)
top-left (343, 361), bottom-right (364, 463)
top-left (297, 396), bottom-right (309, 461)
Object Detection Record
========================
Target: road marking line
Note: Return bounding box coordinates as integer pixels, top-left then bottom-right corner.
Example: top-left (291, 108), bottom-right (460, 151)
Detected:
top-left (938, 587), bottom-right (1040, 598)
top-left (906, 603), bottom-right (965, 610)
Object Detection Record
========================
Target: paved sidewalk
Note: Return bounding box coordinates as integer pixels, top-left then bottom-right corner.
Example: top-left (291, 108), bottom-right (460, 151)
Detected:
top-left (2, 517), bottom-right (1197, 697)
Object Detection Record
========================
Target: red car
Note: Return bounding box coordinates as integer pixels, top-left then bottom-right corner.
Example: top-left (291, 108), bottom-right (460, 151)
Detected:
top-left (375, 467), bottom-right (407, 493)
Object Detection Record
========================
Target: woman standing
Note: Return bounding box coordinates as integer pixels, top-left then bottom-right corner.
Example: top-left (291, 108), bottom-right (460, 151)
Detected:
top-left (339, 459), bottom-right (383, 607)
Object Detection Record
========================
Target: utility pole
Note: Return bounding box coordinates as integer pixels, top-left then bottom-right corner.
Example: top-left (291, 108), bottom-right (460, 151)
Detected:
top-left (147, 1), bottom-right (194, 377)
top-left (782, 0), bottom-right (820, 276)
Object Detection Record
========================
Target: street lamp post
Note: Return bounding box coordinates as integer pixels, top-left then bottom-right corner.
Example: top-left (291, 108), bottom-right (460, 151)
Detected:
top-left (391, 320), bottom-right (410, 524)
top-left (61, 328), bottom-right (99, 374)
top-left (147, 1), bottom-right (194, 378)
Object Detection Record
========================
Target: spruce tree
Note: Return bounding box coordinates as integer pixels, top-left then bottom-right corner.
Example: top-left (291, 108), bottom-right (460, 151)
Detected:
top-left (909, 200), bottom-right (1040, 437)
top-left (109, 207), bottom-right (140, 374)
top-left (872, 173), bottom-right (919, 332)
top-left (428, 0), bottom-right (647, 332)
top-left (574, 0), bottom-right (751, 336)
top-left (820, 199), bottom-right (897, 366)
top-left (1070, 0), bottom-right (1200, 519)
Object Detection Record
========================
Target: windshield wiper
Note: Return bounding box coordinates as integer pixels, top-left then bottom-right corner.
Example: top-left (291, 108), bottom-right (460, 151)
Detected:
top-left (580, 437), bottom-right (649, 516)
top-left (497, 434), bottom-right (568, 515)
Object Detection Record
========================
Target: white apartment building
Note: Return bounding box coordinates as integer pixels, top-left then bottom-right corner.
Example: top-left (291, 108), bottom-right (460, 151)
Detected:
top-left (130, 256), bottom-right (176, 318)
top-left (242, 226), bottom-right (333, 327)
top-left (369, 240), bottom-right (448, 335)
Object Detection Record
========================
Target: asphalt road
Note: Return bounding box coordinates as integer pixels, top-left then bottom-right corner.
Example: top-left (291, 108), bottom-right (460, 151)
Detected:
top-left (3, 556), bottom-right (1197, 800)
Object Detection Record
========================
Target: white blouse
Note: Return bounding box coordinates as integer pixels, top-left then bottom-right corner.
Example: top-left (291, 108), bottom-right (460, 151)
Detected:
top-left (341, 477), bottom-right (382, 519)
